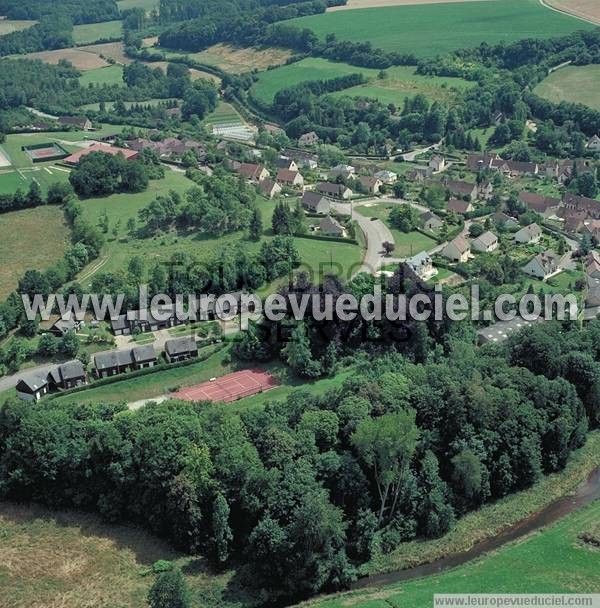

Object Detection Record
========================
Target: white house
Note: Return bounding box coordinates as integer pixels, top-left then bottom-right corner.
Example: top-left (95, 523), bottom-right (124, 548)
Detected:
top-left (586, 135), bottom-right (600, 152)
top-left (514, 223), bottom-right (543, 244)
top-left (374, 170), bottom-right (397, 184)
top-left (428, 155), bottom-right (446, 173)
top-left (404, 251), bottom-right (437, 281)
top-left (441, 235), bottom-right (471, 263)
top-left (522, 250), bottom-right (562, 280)
top-left (471, 231), bottom-right (499, 253)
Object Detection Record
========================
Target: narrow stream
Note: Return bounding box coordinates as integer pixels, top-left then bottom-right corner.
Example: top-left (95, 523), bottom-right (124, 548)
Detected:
top-left (352, 467), bottom-right (600, 590)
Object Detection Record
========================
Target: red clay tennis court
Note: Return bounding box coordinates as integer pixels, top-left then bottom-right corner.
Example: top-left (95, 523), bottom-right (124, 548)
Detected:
top-left (174, 369), bottom-right (279, 403)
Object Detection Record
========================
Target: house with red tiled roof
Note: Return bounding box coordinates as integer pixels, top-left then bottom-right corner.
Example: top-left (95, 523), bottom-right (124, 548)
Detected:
top-left (63, 143), bottom-right (139, 165)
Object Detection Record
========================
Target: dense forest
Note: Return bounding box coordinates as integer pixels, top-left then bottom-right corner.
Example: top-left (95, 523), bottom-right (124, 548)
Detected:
top-left (0, 0), bottom-right (119, 23)
top-left (0, 320), bottom-right (597, 601)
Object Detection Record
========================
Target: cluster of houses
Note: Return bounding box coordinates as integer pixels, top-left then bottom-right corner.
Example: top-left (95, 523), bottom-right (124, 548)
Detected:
top-left (124, 136), bottom-right (206, 162)
top-left (518, 190), bottom-right (600, 237)
top-left (585, 251), bottom-right (600, 317)
top-left (16, 360), bottom-right (87, 402)
top-left (16, 336), bottom-right (201, 402)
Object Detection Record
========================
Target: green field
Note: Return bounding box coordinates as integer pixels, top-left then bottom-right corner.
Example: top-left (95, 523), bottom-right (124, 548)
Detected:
top-left (355, 203), bottom-right (436, 257)
top-left (252, 58), bottom-right (377, 104)
top-left (331, 65), bottom-right (472, 106)
top-left (202, 101), bottom-right (245, 126)
top-left (76, 170), bottom-right (364, 288)
top-left (0, 19), bottom-right (36, 36)
top-left (0, 206), bottom-right (70, 299)
top-left (309, 499), bottom-right (600, 608)
top-left (289, 0), bottom-right (592, 59)
top-left (73, 20), bottom-right (122, 45)
top-left (79, 64), bottom-right (124, 86)
top-left (0, 166), bottom-right (71, 195)
top-left (534, 64), bottom-right (600, 111)
top-left (252, 59), bottom-right (472, 105)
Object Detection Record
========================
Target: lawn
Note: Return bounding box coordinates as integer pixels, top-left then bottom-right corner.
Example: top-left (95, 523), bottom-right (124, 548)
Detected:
top-left (73, 20), bottom-right (123, 45)
top-left (534, 64), bottom-right (600, 112)
top-left (0, 19), bottom-right (36, 36)
top-left (355, 203), bottom-right (436, 257)
top-left (0, 206), bottom-right (70, 299)
top-left (79, 64), bottom-right (125, 86)
top-left (288, 0), bottom-right (593, 58)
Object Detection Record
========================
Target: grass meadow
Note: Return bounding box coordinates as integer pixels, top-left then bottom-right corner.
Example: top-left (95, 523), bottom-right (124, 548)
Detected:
top-left (534, 64), bottom-right (600, 111)
top-left (117, 0), bottom-right (159, 11)
top-left (73, 20), bottom-right (123, 45)
top-left (79, 64), bottom-right (125, 86)
top-left (288, 0), bottom-right (593, 58)
top-left (0, 206), bottom-right (70, 299)
top-left (251, 59), bottom-right (472, 105)
top-left (0, 19), bottom-right (36, 36)
top-left (76, 169), bottom-right (364, 289)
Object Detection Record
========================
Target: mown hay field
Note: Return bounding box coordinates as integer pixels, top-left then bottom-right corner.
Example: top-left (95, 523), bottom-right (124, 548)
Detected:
top-left (0, 206), bottom-right (70, 299)
top-left (289, 0), bottom-right (593, 58)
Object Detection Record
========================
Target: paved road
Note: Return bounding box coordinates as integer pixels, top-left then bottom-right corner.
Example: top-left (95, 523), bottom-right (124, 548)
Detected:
top-left (399, 141), bottom-right (441, 162)
top-left (332, 201), bottom-right (394, 274)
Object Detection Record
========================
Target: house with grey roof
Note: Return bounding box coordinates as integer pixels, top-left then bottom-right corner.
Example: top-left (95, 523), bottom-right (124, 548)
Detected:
top-left (131, 345), bottom-right (158, 370)
top-left (94, 350), bottom-right (135, 378)
top-left (522, 250), bottom-right (562, 280)
top-left (420, 211), bottom-right (443, 231)
top-left (404, 251), bottom-right (437, 281)
top-left (316, 182), bottom-right (353, 200)
top-left (471, 231), bottom-right (499, 253)
top-left (319, 215), bottom-right (345, 237)
top-left (47, 360), bottom-right (86, 390)
top-left (165, 337), bottom-right (199, 363)
top-left (16, 372), bottom-right (49, 402)
top-left (514, 223), bottom-right (543, 244)
top-left (302, 191), bottom-right (330, 214)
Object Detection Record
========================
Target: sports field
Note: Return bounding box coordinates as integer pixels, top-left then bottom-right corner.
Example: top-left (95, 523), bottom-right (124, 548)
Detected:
top-left (79, 64), bottom-right (125, 86)
top-left (0, 206), bottom-right (70, 299)
top-left (174, 369), bottom-right (279, 403)
top-left (73, 20), bottom-right (123, 45)
top-left (534, 64), bottom-right (600, 111)
top-left (0, 19), bottom-right (36, 35)
top-left (288, 0), bottom-right (593, 58)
